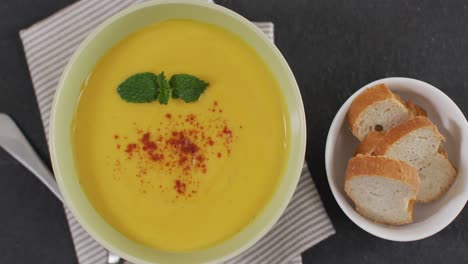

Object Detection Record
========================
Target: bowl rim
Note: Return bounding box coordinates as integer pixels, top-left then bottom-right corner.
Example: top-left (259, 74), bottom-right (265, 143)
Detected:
top-left (49, 0), bottom-right (307, 263)
top-left (325, 76), bottom-right (467, 242)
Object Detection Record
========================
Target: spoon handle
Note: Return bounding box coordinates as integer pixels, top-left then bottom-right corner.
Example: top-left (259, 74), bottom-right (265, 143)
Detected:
top-left (0, 113), bottom-right (125, 263)
top-left (0, 113), bottom-right (63, 202)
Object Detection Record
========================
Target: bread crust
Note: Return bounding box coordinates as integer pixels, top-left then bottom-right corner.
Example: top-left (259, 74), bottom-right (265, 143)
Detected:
top-left (346, 155), bottom-right (420, 192)
top-left (373, 116), bottom-right (444, 156)
top-left (437, 146), bottom-right (448, 157)
top-left (355, 131), bottom-right (385, 155)
top-left (346, 84), bottom-right (408, 138)
top-left (406, 100), bottom-right (428, 117)
top-left (354, 199), bottom-right (416, 225)
top-left (354, 206), bottom-right (412, 225)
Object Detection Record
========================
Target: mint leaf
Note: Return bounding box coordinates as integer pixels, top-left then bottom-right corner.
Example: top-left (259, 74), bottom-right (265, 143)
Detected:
top-left (156, 72), bottom-right (171, 105)
top-left (117, 73), bottom-right (158, 103)
top-left (170, 74), bottom-right (208, 103)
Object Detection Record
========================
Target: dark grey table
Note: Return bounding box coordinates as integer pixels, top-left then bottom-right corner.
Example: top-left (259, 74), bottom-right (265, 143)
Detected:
top-left (0, 0), bottom-right (466, 263)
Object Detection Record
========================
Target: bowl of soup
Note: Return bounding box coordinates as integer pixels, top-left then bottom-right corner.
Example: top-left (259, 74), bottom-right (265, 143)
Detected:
top-left (50, 0), bottom-right (306, 263)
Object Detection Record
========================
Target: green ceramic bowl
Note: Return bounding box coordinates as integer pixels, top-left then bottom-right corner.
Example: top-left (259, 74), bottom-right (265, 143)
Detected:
top-left (50, 0), bottom-right (306, 263)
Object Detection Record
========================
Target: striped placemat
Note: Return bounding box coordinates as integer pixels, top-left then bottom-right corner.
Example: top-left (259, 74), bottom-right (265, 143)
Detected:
top-left (19, 0), bottom-right (335, 263)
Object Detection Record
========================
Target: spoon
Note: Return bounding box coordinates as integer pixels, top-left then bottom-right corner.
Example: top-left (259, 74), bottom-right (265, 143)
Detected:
top-left (0, 113), bottom-right (123, 264)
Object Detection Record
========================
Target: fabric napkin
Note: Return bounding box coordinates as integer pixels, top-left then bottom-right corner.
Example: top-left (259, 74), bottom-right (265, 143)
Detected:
top-left (19, 0), bottom-right (335, 263)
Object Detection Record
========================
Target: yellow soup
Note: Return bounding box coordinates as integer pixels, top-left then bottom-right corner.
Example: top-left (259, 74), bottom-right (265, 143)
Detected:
top-left (73, 19), bottom-right (289, 251)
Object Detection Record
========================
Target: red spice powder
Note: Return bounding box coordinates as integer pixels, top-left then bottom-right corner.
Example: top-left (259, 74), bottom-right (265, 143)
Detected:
top-left (196, 154), bottom-right (204, 162)
top-left (116, 107), bottom-right (234, 197)
top-left (222, 126), bottom-right (232, 137)
top-left (150, 153), bottom-right (164, 161)
top-left (167, 132), bottom-right (199, 154)
top-left (141, 133), bottom-right (165, 162)
top-left (141, 133), bottom-right (157, 152)
top-left (185, 114), bottom-right (196, 123)
top-left (178, 156), bottom-right (188, 165)
top-left (125, 143), bottom-right (137, 155)
top-left (174, 179), bottom-right (186, 194)
top-left (207, 137), bottom-right (214, 146)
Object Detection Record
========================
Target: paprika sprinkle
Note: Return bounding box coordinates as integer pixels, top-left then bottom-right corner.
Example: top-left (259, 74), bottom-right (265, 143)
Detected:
top-left (114, 105), bottom-right (235, 198)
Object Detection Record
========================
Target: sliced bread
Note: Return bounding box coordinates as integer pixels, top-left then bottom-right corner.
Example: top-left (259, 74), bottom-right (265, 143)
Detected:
top-left (357, 129), bottom-right (456, 203)
top-left (345, 155), bottom-right (420, 225)
top-left (373, 116), bottom-right (444, 168)
top-left (417, 148), bottom-right (457, 202)
top-left (347, 84), bottom-right (411, 140)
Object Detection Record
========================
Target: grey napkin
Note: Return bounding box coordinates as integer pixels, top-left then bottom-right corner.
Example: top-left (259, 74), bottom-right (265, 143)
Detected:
top-left (19, 0), bottom-right (335, 263)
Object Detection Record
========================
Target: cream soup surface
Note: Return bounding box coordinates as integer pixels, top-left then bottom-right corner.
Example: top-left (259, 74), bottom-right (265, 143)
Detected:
top-left (73, 19), bottom-right (289, 251)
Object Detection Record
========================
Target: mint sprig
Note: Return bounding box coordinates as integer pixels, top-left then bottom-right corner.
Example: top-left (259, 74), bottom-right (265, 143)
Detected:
top-left (117, 72), bottom-right (208, 105)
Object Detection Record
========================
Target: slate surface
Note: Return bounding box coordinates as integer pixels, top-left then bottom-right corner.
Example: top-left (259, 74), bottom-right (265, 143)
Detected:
top-left (0, 0), bottom-right (466, 263)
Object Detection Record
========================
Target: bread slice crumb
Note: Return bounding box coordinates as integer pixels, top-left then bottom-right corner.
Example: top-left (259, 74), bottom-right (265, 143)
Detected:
top-left (345, 155), bottom-right (419, 225)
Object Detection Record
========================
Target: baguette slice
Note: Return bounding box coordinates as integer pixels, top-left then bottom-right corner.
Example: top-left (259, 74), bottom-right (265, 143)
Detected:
top-left (417, 148), bottom-right (457, 202)
top-left (347, 84), bottom-right (411, 141)
top-left (373, 116), bottom-right (444, 168)
top-left (345, 155), bottom-right (419, 225)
